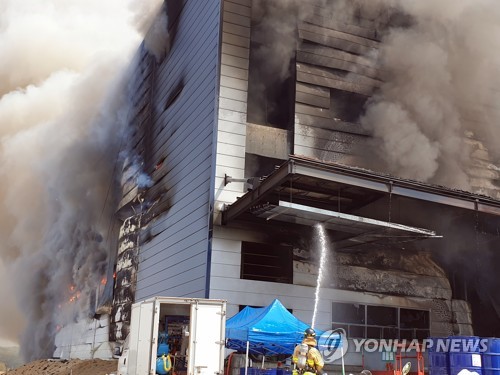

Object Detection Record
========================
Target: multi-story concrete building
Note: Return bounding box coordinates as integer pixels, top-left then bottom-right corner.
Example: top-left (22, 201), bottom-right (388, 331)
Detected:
top-left (55, 0), bottom-right (500, 363)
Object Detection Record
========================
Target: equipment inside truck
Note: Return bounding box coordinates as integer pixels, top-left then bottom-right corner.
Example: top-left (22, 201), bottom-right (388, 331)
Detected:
top-left (119, 297), bottom-right (226, 375)
top-left (156, 304), bottom-right (191, 375)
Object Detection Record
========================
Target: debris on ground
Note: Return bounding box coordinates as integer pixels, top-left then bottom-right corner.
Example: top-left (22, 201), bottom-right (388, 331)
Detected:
top-left (4, 358), bottom-right (117, 375)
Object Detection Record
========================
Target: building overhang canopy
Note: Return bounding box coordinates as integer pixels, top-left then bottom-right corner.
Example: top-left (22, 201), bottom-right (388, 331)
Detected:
top-left (222, 156), bottom-right (500, 249)
top-left (255, 200), bottom-right (440, 249)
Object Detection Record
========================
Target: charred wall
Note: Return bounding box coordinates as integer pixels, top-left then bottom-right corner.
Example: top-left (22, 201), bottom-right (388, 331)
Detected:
top-left (110, 44), bottom-right (156, 343)
top-left (111, 0), bottom-right (222, 342)
top-left (216, 0), bottom-right (500, 338)
top-left (110, 217), bottom-right (140, 342)
top-left (293, 241), bottom-right (460, 336)
top-left (211, 222), bottom-right (466, 336)
top-left (293, 1), bottom-right (379, 164)
top-left (241, 0), bottom-right (500, 198)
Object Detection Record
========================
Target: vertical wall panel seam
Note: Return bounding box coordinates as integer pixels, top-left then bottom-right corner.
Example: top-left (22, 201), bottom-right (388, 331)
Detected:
top-left (206, 0), bottom-right (225, 299)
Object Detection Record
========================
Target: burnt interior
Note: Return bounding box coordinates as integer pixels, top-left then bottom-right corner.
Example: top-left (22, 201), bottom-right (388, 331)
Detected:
top-left (223, 157), bottom-right (500, 335)
top-left (247, 46), bottom-right (295, 130)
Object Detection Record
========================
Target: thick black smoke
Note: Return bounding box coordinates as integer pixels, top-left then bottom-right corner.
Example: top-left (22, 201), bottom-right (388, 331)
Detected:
top-left (360, 0), bottom-right (500, 191)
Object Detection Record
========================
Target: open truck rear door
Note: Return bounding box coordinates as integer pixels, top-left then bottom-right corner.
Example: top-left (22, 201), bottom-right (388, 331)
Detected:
top-left (189, 300), bottom-right (226, 375)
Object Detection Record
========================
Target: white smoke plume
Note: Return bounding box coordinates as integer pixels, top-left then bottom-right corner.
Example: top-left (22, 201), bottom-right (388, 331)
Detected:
top-left (360, 0), bottom-right (500, 190)
top-left (0, 0), bottom-right (162, 361)
top-left (131, 0), bottom-right (168, 61)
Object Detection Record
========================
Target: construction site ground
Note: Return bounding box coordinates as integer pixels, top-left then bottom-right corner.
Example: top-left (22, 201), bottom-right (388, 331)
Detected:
top-left (3, 358), bottom-right (118, 375)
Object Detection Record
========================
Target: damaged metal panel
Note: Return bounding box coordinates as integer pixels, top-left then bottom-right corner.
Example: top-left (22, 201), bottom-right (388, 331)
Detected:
top-left (298, 62), bottom-right (381, 91)
top-left (297, 51), bottom-right (380, 80)
top-left (246, 123), bottom-right (289, 159)
top-left (293, 141), bottom-right (356, 164)
top-left (255, 200), bottom-right (437, 243)
top-left (298, 42), bottom-right (378, 71)
top-left (430, 299), bottom-right (454, 336)
top-left (130, 0), bottom-right (220, 301)
top-left (464, 133), bottom-right (500, 200)
top-left (292, 246), bottom-right (454, 333)
top-left (300, 22), bottom-right (379, 49)
top-left (332, 265), bottom-right (451, 299)
top-left (118, 52), bottom-right (156, 212)
top-left (298, 27), bottom-right (375, 57)
top-left (296, 90), bottom-right (330, 109)
top-left (110, 216), bottom-right (140, 342)
top-left (296, 82), bottom-right (330, 102)
top-left (296, 68), bottom-right (375, 97)
top-left (294, 124), bottom-right (367, 157)
top-left (296, 113), bottom-right (370, 136)
top-left (293, 0), bottom-right (380, 167)
top-left (303, 12), bottom-right (380, 41)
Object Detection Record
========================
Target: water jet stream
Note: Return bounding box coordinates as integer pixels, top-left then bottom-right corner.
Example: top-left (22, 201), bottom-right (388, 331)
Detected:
top-left (312, 223), bottom-right (328, 329)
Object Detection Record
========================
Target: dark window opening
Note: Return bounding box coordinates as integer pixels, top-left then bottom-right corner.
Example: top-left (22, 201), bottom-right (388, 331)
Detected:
top-left (246, 1), bottom-right (297, 130)
top-left (330, 89), bottom-right (368, 123)
top-left (367, 326), bottom-right (382, 339)
top-left (349, 325), bottom-right (366, 338)
top-left (332, 302), bottom-right (365, 325)
top-left (241, 242), bottom-right (293, 284)
top-left (383, 327), bottom-right (399, 340)
top-left (247, 47), bottom-right (295, 129)
top-left (367, 305), bottom-right (397, 327)
top-left (400, 308), bottom-right (430, 340)
top-left (400, 308), bottom-right (429, 329)
top-left (332, 302), bottom-right (430, 339)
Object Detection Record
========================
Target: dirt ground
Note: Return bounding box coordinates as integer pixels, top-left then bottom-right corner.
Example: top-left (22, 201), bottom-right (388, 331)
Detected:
top-left (4, 359), bottom-right (118, 375)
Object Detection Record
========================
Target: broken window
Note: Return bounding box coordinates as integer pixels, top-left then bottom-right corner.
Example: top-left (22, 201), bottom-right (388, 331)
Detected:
top-left (332, 302), bottom-right (366, 338)
top-left (367, 305), bottom-right (398, 327)
top-left (400, 308), bottom-right (430, 340)
top-left (330, 88), bottom-right (369, 123)
top-left (332, 302), bottom-right (430, 339)
top-left (241, 242), bottom-right (293, 284)
top-left (332, 302), bottom-right (365, 324)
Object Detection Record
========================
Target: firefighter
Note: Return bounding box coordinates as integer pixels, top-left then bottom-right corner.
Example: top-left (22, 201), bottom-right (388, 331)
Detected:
top-left (292, 328), bottom-right (325, 375)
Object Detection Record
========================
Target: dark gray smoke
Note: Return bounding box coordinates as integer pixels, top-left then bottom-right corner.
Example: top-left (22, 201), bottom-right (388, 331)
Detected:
top-left (0, 0), bottom-right (162, 361)
top-left (359, 0), bottom-right (500, 190)
top-left (253, 0), bottom-right (500, 193)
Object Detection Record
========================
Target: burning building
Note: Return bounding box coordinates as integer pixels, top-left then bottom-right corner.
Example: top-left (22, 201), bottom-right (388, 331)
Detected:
top-left (54, 0), bottom-right (500, 365)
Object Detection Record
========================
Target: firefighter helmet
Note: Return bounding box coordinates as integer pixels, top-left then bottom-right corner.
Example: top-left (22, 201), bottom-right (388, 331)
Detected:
top-left (304, 328), bottom-right (316, 338)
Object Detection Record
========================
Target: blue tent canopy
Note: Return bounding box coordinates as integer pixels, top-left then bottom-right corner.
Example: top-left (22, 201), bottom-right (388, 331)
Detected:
top-left (225, 299), bottom-right (317, 355)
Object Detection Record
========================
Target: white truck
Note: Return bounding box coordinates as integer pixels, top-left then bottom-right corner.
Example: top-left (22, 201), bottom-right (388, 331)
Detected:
top-left (118, 297), bottom-right (227, 375)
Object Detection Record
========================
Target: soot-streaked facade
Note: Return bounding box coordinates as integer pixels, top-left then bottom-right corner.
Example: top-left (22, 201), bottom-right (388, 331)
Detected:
top-left (55, 0), bottom-right (500, 362)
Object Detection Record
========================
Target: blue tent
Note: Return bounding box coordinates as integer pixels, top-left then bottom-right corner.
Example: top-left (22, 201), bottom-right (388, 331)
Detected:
top-left (225, 299), bottom-right (314, 355)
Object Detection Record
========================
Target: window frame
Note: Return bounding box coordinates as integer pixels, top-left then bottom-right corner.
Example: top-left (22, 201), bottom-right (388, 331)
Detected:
top-left (332, 302), bottom-right (431, 340)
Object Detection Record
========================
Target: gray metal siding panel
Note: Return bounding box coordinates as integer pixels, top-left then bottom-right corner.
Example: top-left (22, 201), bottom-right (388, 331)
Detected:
top-left (135, 0), bottom-right (221, 301)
